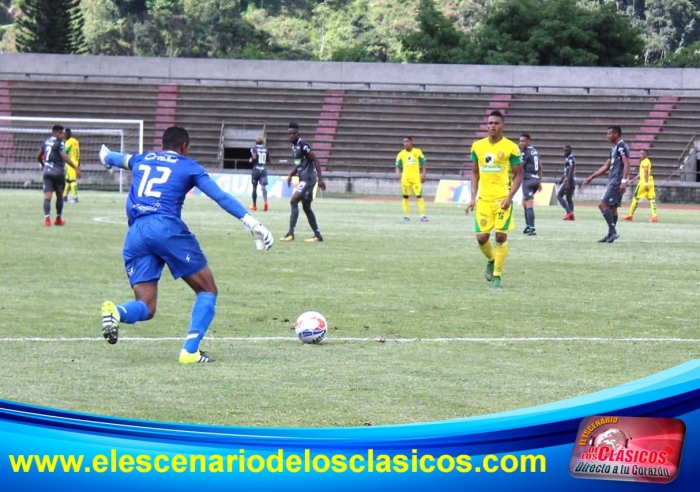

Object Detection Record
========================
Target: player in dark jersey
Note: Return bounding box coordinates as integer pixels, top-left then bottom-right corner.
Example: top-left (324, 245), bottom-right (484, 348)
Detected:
top-left (250, 136), bottom-right (269, 211)
top-left (98, 126), bottom-right (273, 364)
top-left (36, 124), bottom-right (80, 227)
top-left (518, 134), bottom-right (542, 236)
top-left (558, 145), bottom-right (576, 220)
top-left (583, 126), bottom-right (631, 243)
top-left (280, 122), bottom-right (326, 243)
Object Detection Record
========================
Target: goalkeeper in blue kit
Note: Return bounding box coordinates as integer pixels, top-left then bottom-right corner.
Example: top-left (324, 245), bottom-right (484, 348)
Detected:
top-left (99, 126), bottom-right (273, 364)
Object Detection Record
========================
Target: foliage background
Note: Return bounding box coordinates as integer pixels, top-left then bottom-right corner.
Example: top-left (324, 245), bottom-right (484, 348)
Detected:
top-left (2, 0), bottom-right (700, 66)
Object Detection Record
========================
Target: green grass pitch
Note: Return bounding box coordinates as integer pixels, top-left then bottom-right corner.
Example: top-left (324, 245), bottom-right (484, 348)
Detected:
top-left (1, 189), bottom-right (699, 427)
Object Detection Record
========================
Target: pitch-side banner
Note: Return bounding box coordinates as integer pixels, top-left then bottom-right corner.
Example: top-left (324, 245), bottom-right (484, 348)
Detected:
top-left (2, 361), bottom-right (700, 491)
top-left (188, 174), bottom-right (314, 198)
top-left (435, 180), bottom-right (555, 206)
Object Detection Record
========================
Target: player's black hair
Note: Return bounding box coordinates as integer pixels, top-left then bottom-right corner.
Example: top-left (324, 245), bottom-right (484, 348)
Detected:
top-left (404, 136), bottom-right (413, 142)
top-left (288, 122), bottom-right (299, 130)
top-left (520, 133), bottom-right (531, 140)
top-left (489, 110), bottom-right (504, 122)
top-left (52, 124), bottom-right (64, 132)
top-left (65, 128), bottom-right (72, 138)
top-left (608, 125), bottom-right (622, 136)
top-left (162, 126), bottom-right (190, 150)
top-left (564, 145), bottom-right (572, 151)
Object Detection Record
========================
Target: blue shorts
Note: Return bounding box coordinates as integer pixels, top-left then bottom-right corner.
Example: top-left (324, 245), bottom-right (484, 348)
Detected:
top-left (122, 215), bottom-right (208, 286)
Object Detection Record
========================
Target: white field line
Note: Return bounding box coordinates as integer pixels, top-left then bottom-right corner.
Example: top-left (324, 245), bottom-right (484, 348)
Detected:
top-left (1, 336), bottom-right (699, 343)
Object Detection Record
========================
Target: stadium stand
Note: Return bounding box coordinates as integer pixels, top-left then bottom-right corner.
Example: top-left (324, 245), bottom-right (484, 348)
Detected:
top-left (1, 79), bottom-right (699, 182)
top-left (330, 90), bottom-right (493, 174)
top-left (5, 80), bottom-right (160, 145)
top-left (175, 85), bottom-right (328, 169)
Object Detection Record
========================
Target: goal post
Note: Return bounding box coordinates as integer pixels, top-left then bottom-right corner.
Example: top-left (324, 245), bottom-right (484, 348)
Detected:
top-left (0, 116), bottom-right (144, 192)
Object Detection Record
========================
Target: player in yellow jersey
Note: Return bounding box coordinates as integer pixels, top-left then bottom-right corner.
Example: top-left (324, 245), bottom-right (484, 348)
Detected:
top-left (395, 137), bottom-right (428, 222)
top-left (465, 110), bottom-right (523, 289)
top-left (63, 129), bottom-right (80, 203)
top-left (624, 149), bottom-right (658, 222)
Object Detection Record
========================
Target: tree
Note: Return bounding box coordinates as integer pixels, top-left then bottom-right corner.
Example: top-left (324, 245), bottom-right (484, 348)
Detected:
top-left (655, 39), bottom-right (700, 67)
top-left (15, 0), bottom-right (86, 53)
top-left (471, 0), bottom-right (644, 66)
top-left (642, 0), bottom-right (700, 63)
top-left (2, 0), bottom-right (14, 24)
top-left (81, 0), bottom-right (134, 55)
top-left (400, 0), bottom-right (474, 63)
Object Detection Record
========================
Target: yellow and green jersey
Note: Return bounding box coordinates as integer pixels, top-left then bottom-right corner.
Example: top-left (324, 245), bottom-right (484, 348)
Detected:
top-left (396, 148), bottom-right (426, 182)
top-left (638, 157), bottom-right (653, 185)
top-left (65, 137), bottom-right (80, 166)
top-left (470, 137), bottom-right (521, 201)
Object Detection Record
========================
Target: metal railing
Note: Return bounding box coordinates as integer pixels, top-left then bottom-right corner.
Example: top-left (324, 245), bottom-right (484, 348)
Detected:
top-left (659, 131), bottom-right (700, 183)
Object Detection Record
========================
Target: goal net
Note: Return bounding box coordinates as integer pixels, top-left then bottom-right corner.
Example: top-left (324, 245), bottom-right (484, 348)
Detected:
top-left (0, 116), bottom-right (143, 192)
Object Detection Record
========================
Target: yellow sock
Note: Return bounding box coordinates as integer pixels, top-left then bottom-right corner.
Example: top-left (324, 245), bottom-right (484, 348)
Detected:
top-left (417, 197), bottom-right (426, 216)
top-left (628, 198), bottom-right (638, 216)
top-left (71, 182), bottom-right (78, 198)
top-left (402, 198), bottom-right (409, 217)
top-left (494, 241), bottom-right (509, 277)
top-left (478, 241), bottom-right (494, 262)
top-left (650, 199), bottom-right (657, 218)
top-left (63, 182), bottom-right (71, 197)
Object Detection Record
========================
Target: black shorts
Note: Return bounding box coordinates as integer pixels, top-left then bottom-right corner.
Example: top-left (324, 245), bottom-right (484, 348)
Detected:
top-left (294, 179), bottom-right (316, 202)
top-left (521, 178), bottom-right (540, 201)
top-left (601, 183), bottom-right (623, 208)
top-left (43, 174), bottom-right (65, 193)
top-left (252, 170), bottom-right (268, 187)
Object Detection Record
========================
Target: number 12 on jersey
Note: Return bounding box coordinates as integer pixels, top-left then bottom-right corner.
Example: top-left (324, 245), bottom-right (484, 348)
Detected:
top-left (137, 165), bottom-right (172, 198)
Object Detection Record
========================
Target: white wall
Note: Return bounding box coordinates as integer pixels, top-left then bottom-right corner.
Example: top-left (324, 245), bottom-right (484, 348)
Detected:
top-left (1, 53), bottom-right (698, 95)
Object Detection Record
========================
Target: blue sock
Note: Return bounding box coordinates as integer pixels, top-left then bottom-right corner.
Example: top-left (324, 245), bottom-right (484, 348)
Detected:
top-left (117, 301), bottom-right (150, 324)
top-left (183, 292), bottom-right (217, 353)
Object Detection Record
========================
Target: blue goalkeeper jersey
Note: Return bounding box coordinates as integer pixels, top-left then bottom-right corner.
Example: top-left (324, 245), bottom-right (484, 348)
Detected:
top-left (125, 150), bottom-right (208, 226)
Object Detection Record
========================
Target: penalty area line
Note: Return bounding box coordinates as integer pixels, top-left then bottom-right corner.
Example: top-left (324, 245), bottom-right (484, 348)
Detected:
top-left (0, 336), bottom-right (699, 343)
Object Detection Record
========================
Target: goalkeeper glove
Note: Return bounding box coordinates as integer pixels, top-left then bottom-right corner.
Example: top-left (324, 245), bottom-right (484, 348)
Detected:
top-left (99, 144), bottom-right (130, 174)
top-left (241, 214), bottom-right (274, 251)
top-left (99, 144), bottom-right (111, 168)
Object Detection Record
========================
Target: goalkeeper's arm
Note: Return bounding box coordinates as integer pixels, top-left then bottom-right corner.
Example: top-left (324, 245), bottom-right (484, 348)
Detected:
top-left (100, 146), bottom-right (133, 170)
top-left (196, 175), bottom-right (273, 250)
top-left (196, 175), bottom-right (248, 219)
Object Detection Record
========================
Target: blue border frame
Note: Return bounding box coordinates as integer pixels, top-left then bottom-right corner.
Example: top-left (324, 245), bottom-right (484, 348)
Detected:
top-left (2, 360), bottom-right (699, 490)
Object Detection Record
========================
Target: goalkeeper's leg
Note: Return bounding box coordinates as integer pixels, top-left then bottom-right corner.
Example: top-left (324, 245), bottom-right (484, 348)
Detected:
top-left (102, 280), bottom-right (154, 345)
top-left (181, 268), bottom-right (218, 364)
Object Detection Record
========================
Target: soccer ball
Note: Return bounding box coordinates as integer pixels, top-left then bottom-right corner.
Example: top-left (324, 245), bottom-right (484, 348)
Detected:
top-left (294, 311), bottom-right (327, 344)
